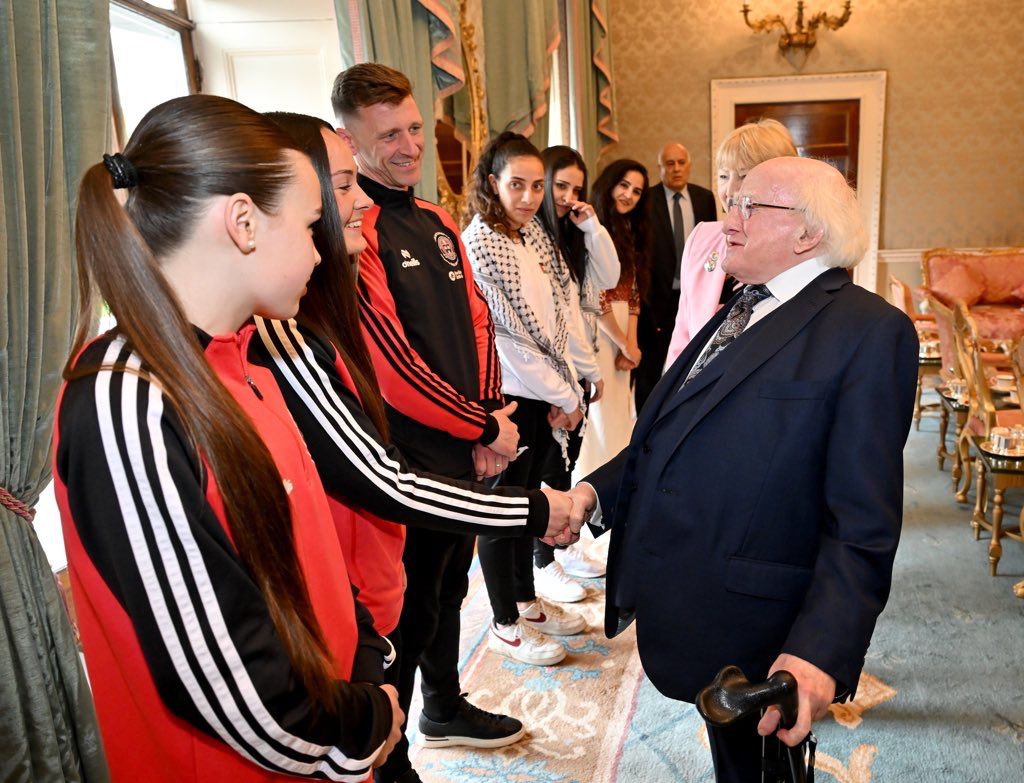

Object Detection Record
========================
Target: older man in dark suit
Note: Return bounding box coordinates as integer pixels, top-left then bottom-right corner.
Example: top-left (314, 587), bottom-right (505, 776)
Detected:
top-left (636, 142), bottom-right (718, 411)
top-left (570, 156), bottom-right (918, 782)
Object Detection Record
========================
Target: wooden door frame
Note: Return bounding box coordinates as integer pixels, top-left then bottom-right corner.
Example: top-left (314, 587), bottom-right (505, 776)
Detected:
top-left (710, 71), bottom-right (887, 293)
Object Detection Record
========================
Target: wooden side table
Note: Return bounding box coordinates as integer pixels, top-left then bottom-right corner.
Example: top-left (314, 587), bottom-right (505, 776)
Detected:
top-left (969, 439), bottom-right (1024, 576)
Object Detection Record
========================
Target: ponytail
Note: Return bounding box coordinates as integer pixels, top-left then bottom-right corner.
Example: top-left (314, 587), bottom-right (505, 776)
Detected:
top-left (68, 96), bottom-right (340, 712)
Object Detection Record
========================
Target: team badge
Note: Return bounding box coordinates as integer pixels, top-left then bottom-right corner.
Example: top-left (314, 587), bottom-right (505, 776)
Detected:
top-left (435, 232), bottom-right (459, 266)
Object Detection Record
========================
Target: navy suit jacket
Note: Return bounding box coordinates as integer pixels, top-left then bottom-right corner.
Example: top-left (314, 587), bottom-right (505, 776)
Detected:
top-left (586, 267), bottom-right (919, 703)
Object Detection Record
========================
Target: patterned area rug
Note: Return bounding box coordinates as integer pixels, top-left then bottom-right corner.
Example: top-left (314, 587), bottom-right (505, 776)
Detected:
top-left (407, 400), bottom-right (1024, 781)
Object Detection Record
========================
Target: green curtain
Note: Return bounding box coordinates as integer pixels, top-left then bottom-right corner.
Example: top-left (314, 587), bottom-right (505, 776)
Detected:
top-left (565, 0), bottom-right (618, 174)
top-left (335, 0), bottom-right (464, 202)
top-left (0, 1), bottom-right (111, 780)
top-left (479, 0), bottom-right (559, 146)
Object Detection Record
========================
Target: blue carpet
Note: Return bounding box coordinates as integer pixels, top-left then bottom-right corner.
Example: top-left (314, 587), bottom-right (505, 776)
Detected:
top-left (617, 399), bottom-right (1024, 781)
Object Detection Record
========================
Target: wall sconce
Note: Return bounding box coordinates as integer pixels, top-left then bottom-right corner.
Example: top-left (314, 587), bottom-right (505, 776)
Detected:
top-left (742, 2), bottom-right (852, 64)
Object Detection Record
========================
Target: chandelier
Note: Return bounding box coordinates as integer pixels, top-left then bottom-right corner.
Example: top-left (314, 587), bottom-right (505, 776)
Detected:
top-left (742, 2), bottom-right (853, 56)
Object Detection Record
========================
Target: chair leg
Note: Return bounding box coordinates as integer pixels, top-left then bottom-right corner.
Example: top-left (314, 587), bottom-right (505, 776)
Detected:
top-left (937, 406), bottom-right (949, 470)
top-left (955, 434), bottom-right (973, 503)
top-left (971, 460), bottom-right (987, 539)
top-left (988, 487), bottom-right (1004, 576)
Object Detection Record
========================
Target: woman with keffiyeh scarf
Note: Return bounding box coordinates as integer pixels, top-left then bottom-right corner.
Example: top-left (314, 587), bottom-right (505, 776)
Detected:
top-left (463, 133), bottom-right (591, 667)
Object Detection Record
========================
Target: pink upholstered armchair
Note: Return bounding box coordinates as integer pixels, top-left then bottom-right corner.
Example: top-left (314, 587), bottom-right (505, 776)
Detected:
top-left (922, 247), bottom-right (1024, 343)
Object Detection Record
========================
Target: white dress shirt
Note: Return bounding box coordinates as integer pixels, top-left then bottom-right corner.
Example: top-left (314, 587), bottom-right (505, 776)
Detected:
top-left (689, 255), bottom-right (833, 372)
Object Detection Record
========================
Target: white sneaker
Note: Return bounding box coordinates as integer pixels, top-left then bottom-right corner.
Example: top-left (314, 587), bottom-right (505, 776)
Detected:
top-left (533, 561), bottom-right (587, 603)
top-left (488, 620), bottom-right (565, 666)
top-left (518, 598), bottom-right (585, 636)
top-left (555, 543), bottom-right (606, 578)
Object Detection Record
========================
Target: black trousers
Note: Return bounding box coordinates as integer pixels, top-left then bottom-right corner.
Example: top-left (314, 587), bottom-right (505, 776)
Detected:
top-left (707, 711), bottom-right (787, 783)
top-left (478, 396), bottom-right (557, 623)
top-left (374, 526), bottom-right (475, 781)
top-left (634, 317), bottom-right (673, 414)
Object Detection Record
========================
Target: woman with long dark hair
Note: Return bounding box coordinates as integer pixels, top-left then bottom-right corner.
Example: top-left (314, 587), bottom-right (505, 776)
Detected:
top-left (249, 113), bottom-right (577, 782)
top-left (54, 95), bottom-right (401, 781)
top-left (532, 145), bottom-right (621, 597)
top-left (462, 132), bottom-right (590, 668)
top-left (574, 158), bottom-right (651, 479)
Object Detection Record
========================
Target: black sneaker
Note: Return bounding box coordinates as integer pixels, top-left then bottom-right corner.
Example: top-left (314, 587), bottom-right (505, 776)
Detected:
top-left (417, 695), bottom-right (525, 749)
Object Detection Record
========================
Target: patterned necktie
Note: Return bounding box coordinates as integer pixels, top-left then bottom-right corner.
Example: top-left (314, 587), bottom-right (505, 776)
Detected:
top-left (672, 192), bottom-right (685, 288)
top-left (683, 284), bottom-right (772, 385)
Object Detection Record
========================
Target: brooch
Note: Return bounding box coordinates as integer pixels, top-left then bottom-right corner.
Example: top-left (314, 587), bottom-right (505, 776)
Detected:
top-left (704, 251), bottom-right (719, 273)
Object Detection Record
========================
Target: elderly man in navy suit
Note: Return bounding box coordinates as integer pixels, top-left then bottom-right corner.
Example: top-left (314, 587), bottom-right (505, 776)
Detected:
top-left (568, 156), bottom-right (918, 782)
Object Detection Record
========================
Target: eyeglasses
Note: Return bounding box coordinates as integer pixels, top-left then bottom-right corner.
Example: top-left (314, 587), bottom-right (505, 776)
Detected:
top-left (726, 194), bottom-right (801, 221)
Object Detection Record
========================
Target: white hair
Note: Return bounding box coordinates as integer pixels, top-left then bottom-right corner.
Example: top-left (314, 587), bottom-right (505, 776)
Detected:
top-left (793, 163), bottom-right (867, 269)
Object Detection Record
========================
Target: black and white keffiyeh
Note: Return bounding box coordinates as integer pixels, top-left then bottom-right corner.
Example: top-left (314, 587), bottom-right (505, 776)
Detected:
top-left (463, 214), bottom-right (585, 462)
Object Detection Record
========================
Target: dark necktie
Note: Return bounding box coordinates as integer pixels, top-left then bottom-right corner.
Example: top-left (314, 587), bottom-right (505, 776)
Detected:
top-left (672, 191), bottom-right (685, 288)
top-left (683, 284), bottom-right (771, 385)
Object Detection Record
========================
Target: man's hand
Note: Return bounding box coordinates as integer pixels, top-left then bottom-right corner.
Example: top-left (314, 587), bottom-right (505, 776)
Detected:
top-left (567, 483), bottom-right (598, 531)
top-left (472, 443), bottom-right (513, 481)
top-left (488, 401), bottom-right (520, 458)
top-left (590, 379), bottom-right (605, 403)
top-left (373, 684), bottom-right (404, 768)
top-left (540, 488), bottom-right (573, 539)
top-left (756, 653), bottom-right (836, 747)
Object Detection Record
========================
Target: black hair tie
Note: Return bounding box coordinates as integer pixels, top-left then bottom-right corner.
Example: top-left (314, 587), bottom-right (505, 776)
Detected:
top-left (102, 153), bottom-right (139, 189)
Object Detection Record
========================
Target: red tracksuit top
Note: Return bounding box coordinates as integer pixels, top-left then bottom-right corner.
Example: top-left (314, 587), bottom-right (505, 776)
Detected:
top-left (250, 318), bottom-right (550, 636)
top-left (53, 326), bottom-right (393, 782)
top-left (355, 174), bottom-right (503, 477)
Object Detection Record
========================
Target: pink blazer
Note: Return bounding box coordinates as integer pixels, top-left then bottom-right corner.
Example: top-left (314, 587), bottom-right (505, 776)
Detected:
top-left (664, 221), bottom-right (729, 370)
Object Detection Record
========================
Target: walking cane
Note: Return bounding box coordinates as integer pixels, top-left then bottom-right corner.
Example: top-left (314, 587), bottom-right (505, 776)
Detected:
top-left (696, 665), bottom-right (817, 783)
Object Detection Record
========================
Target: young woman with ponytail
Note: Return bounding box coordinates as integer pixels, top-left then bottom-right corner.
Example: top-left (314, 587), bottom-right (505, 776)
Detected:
top-left (247, 113), bottom-right (578, 781)
top-left (54, 94), bottom-right (401, 782)
top-left (462, 132), bottom-right (593, 669)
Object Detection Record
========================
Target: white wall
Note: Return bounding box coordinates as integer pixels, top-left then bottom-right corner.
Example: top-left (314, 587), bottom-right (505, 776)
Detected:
top-left (189, 0), bottom-right (344, 123)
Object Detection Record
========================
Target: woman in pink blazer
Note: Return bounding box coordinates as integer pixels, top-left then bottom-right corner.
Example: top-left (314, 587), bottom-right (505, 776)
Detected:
top-left (663, 119), bottom-right (798, 369)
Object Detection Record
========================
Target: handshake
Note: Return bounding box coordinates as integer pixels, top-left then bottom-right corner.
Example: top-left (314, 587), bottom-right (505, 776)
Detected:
top-left (539, 484), bottom-right (598, 547)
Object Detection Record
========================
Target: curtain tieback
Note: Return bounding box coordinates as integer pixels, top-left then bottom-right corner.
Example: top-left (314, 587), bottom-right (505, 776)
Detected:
top-left (0, 486), bottom-right (35, 521)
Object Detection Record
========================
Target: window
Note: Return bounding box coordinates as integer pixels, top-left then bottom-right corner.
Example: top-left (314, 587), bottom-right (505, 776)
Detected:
top-left (109, 0), bottom-right (199, 147)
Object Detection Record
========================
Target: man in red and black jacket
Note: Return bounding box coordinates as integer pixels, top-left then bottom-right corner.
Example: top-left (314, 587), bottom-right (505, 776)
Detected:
top-left (333, 63), bottom-right (523, 783)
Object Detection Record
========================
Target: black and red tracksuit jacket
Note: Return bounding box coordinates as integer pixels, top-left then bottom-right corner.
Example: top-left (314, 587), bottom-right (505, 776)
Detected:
top-left (54, 327), bottom-right (393, 782)
top-left (355, 174), bottom-right (503, 477)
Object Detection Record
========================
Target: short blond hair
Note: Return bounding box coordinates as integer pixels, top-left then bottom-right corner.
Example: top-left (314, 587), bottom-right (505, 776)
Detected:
top-left (716, 118), bottom-right (797, 173)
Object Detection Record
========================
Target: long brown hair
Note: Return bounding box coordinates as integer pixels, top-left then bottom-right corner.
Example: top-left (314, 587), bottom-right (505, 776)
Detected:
top-left (592, 158), bottom-right (652, 298)
top-left (466, 131), bottom-right (543, 234)
top-left (265, 111), bottom-right (389, 438)
top-left (69, 95), bottom-right (338, 710)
